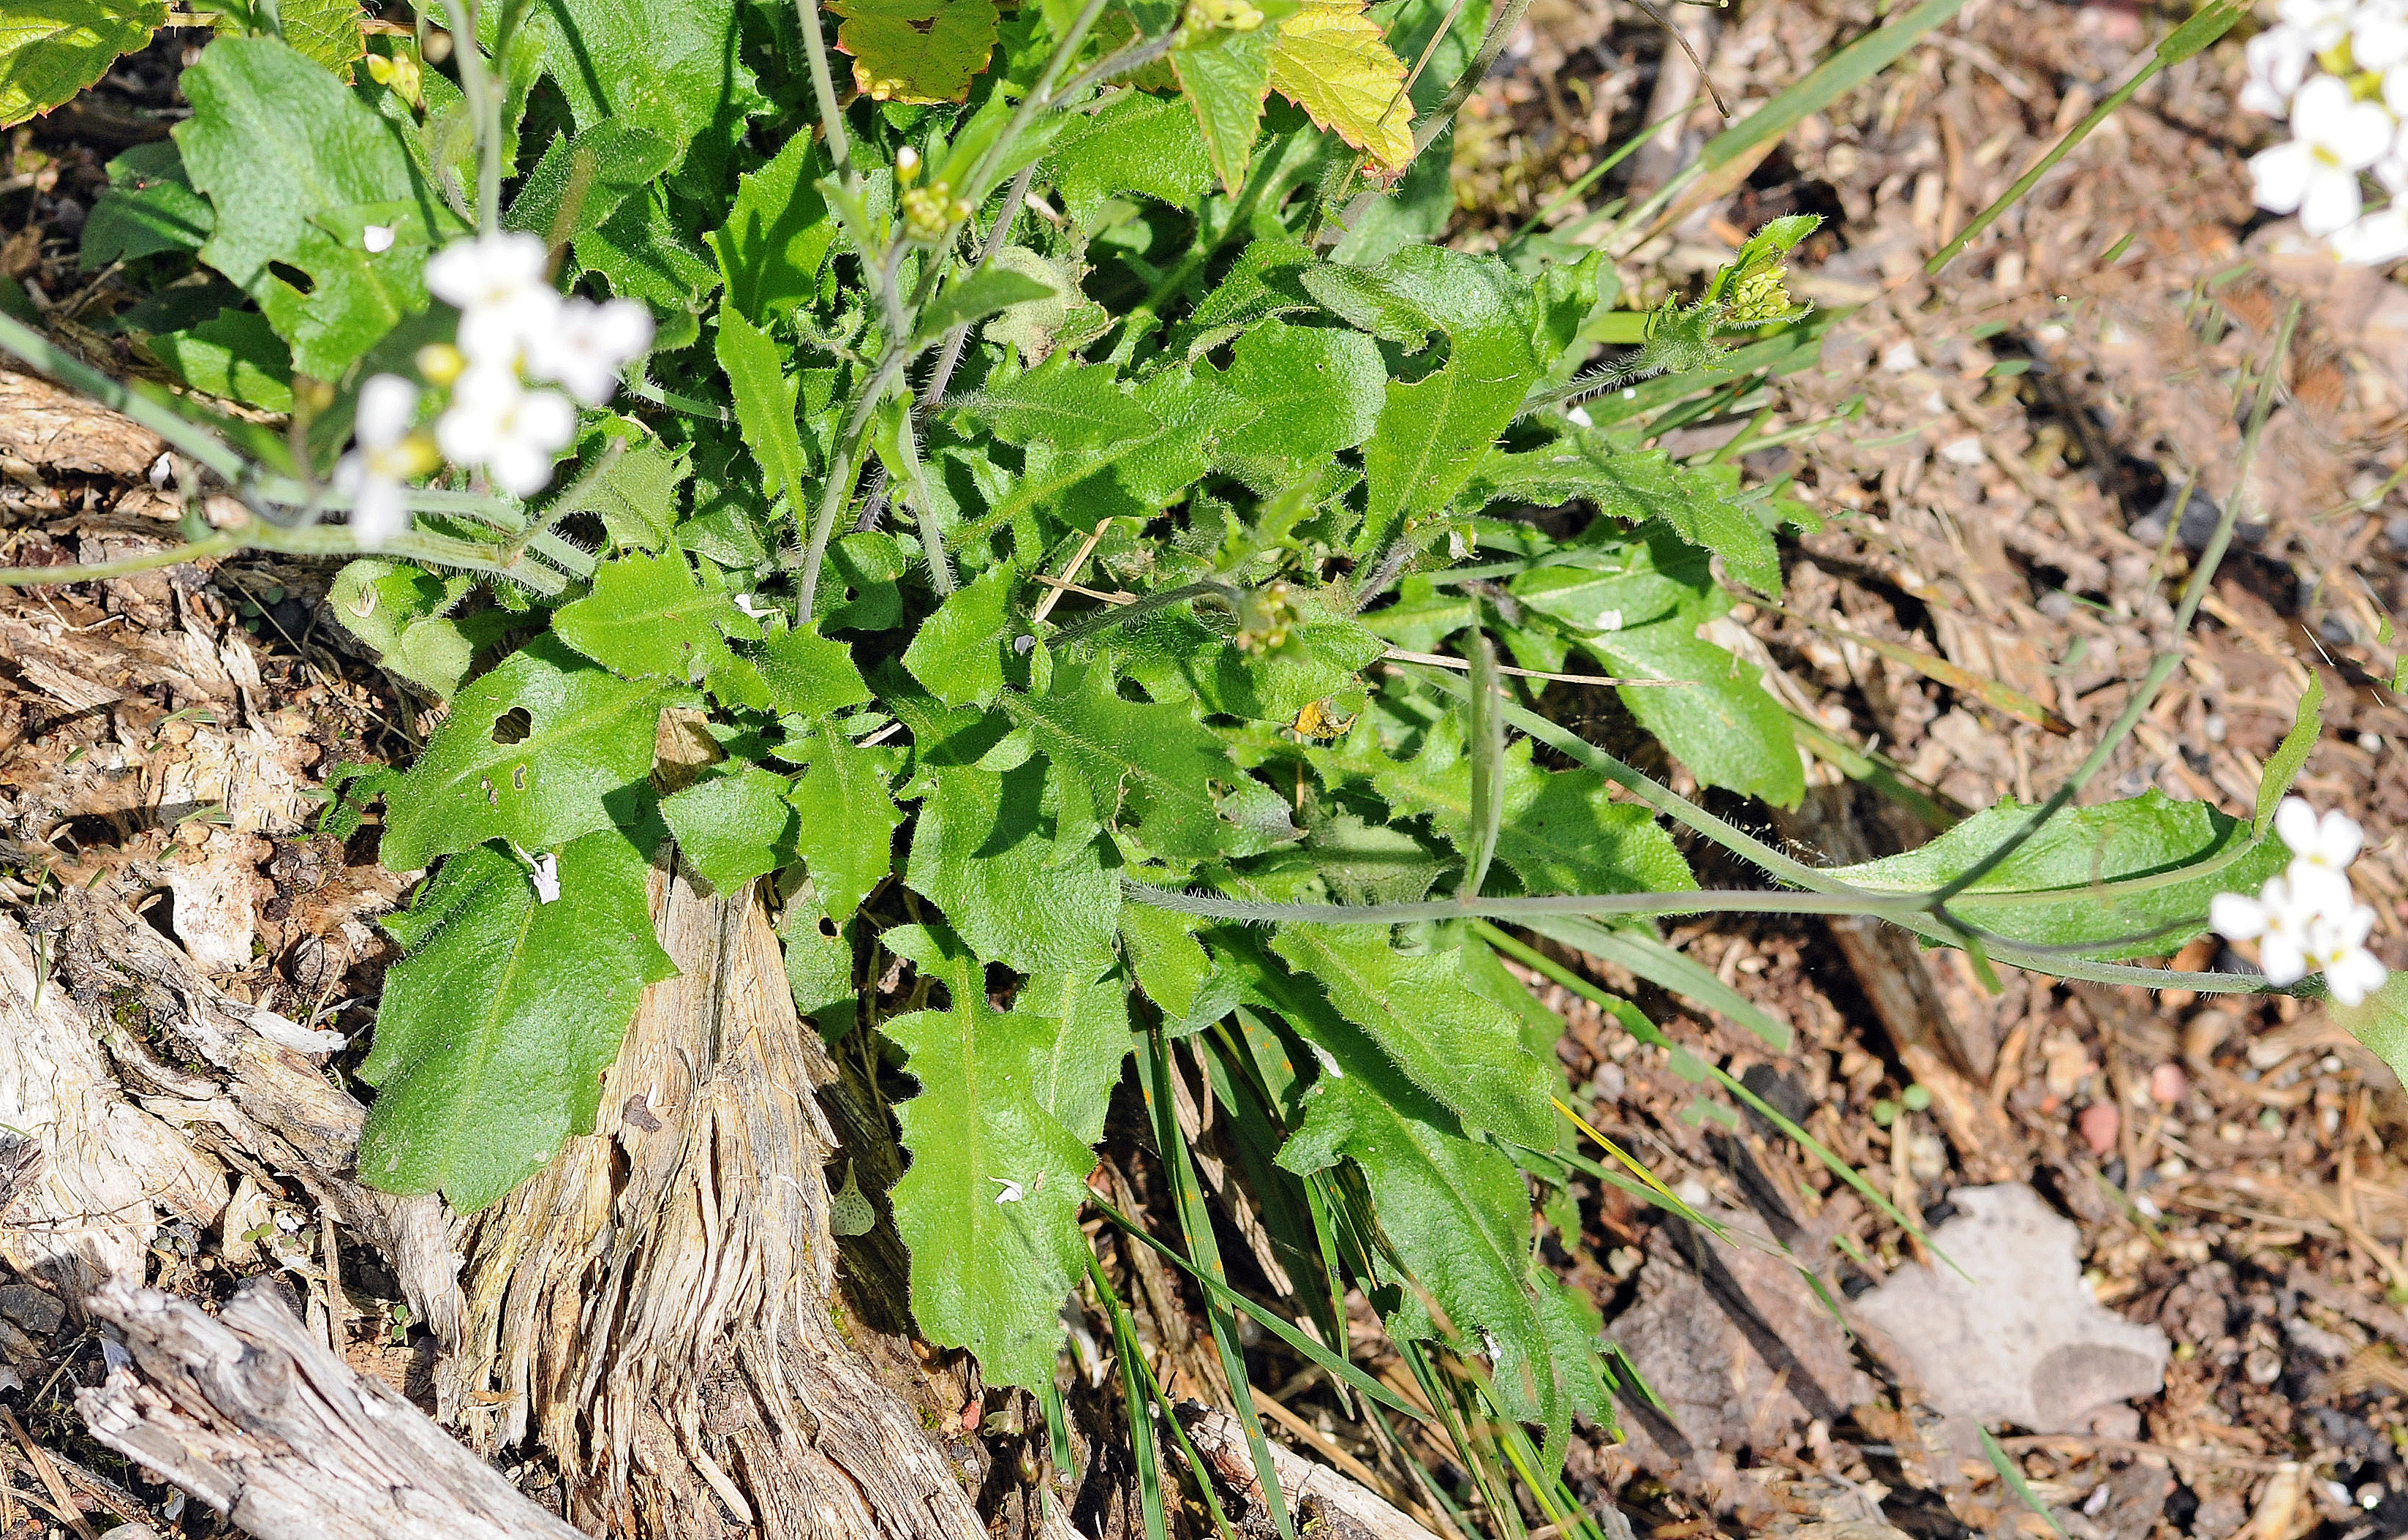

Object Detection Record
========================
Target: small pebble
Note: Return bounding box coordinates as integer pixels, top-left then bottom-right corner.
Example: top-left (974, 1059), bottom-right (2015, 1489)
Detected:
top-left (2150, 1063), bottom-right (2188, 1105)
top-left (2078, 1101), bottom-right (2120, 1155)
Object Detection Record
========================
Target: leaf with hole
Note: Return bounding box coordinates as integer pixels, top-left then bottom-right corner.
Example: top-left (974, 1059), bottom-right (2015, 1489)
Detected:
top-left (175, 37), bottom-right (466, 377)
top-left (827, 0), bottom-right (1000, 103)
top-left (360, 828), bottom-right (676, 1209)
top-left (379, 634), bottom-right (676, 871)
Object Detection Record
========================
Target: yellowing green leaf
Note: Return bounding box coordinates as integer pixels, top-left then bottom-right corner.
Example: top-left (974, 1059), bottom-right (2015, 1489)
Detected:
top-left (1266, 0), bottom-right (1411, 176)
top-left (828, 0), bottom-right (1000, 104)
top-left (275, 0), bottom-right (365, 78)
top-left (0, 0), bottom-right (164, 129)
top-left (1171, 25), bottom-right (1271, 196)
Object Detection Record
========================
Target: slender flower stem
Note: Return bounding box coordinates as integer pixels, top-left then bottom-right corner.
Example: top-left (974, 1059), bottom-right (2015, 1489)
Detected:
top-left (793, 0), bottom-right (853, 177)
top-left (437, 0), bottom-right (504, 233)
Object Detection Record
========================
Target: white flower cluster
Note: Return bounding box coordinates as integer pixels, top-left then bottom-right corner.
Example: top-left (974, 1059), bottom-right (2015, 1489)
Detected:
top-left (2241, 0), bottom-right (2408, 265)
top-left (2210, 797), bottom-right (2389, 1005)
top-left (337, 231), bottom-right (653, 547)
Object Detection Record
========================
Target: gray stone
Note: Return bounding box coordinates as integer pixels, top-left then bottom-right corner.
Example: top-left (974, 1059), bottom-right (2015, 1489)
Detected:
top-left (1607, 1203), bottom-right (1874, 1473)
top-left (1852, 1182), bottom-right (2168, 1433)
top-left (0, 1280), bottom-right (64, 1337)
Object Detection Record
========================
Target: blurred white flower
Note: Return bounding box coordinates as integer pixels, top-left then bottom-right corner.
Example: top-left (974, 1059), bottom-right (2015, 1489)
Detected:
top-left (426, 230), bottom-right (550, 313)
top-left (2306, 903), bottom-right (2388, 1005)
top-left (437, 366), bottom-right (576, 498)
top-left (2358, 5), bottom-right (2408, 69)
top-left (2241, 24), bottom-right (2314, 116)
top-left (2211, 873), bottom-right (2322, 986)
top-left (2333, 205), bottom-right (2408, 263)
top-left (2278, 795), bottom-right (2366, 877)
top-left (2214, 798), bottom-right (2390, 1000)
top-left (524, 296), bottom-right (654, 406)
top-left (2251, 78), bottom-right (2393, 235)
top-left (333, 374), bottom-right (425, 548)
top-left (456, 282), bottom-right (563, 367)
top-left (2278, 0), bottom-right (2357, 49)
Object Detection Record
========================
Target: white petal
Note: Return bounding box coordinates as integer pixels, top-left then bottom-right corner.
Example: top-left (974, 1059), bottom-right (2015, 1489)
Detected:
top-left (2390, 64), bottom-right (2408, 117)
top-left (531, 852), bottom-right (561, 905)
top-left (349, 475), bottom-right (409, 549)
top-left (2211, 890), bottom-right (2271, 940)
top-left (363, 223), bottom-right (396, 254)
top-left (356, 373), bottom-right (420, 448)
top-left (2317, 808), bottom-right (2366, 867)
top-left (2260, 931), bottom-right (2310, 986)
top-left (2326, 948), bottom-right (2388, 1006)
top-left (516, 387), bottom-right (580, 453)
top-left (2300, 165), bottom-right (2367, 235)
top-left (426, 230), bottom-right (550, 310)
top-left (2251, 141), bottom-right (2317, 214)
top-left (2275, 796), bottom-right (2319, 853)
top-left (2333, 101), bottom-right (2398, 171)
top-left (2285, 860), bottom-right (2358, 921)
top-left (2291, 75), bottom-right (2358, 142)
top-left (488, 439), bottom-right (558, 497)
top-left (2334, 208), bottom-right (2408, 263)
top-left (2359, 13), bottom-right (2408, 70)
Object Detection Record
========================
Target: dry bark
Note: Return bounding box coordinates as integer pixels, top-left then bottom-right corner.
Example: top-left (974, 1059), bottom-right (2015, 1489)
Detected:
top-left (446, 865), bottom-right (985, 1540)
top-left (77, 1278), bottom-right (584, 1540)
top-left (33, 888), bottom-right (465, 1356)
top-left (0, 368), bottom-right (165, 480)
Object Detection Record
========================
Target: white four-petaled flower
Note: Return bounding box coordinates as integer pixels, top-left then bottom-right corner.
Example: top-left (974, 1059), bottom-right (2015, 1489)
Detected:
top-left (2251, 77), bottom-right (2393, 237)
top-left (333, 374), bottom-right (424, 548)
top-left (2211, 799), bottom-right (2388, 1005)
top-left (437, 366), bottom-right (577, 498)
top-left (525, 296), bottom-right (656, 406)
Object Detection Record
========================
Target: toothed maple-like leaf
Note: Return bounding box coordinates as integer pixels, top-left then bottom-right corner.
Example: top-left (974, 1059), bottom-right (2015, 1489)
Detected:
top-left (882, 923), bottom-right (1101, 1386)
top-left (1267, 0), bottom-right (1411, 175)
top-left (1172, 25), bottom-right (1271, 196)
top-left (554, 549), bottom-right (758, 683)
top-left (792, 727), bottom-right (902, 925)
top-left (827, 0), bottom-right (999, 103)
top-left (360, 829), bottom-right (676, 1210)
top-left (1003, 661), bottom-right (1297, 864)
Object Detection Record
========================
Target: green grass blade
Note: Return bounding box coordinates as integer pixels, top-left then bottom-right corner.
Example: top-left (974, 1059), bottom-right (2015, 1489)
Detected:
top-left (1139, 1027), bottom-right (1297, 1539)
top-left (1618, 0), bottom-right (1968, 235)
top-left (1094, 1201), bottom-right (1433, 1423)
top-left (1526, 914), bottom-right (1792, 1052)
top-left (1980, 1424), bottom-right (2069, 1540)
top-left (1462, 632), bottom-right (1506, 906)
top-left (1926, 1), bottom-right (2244, 276)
